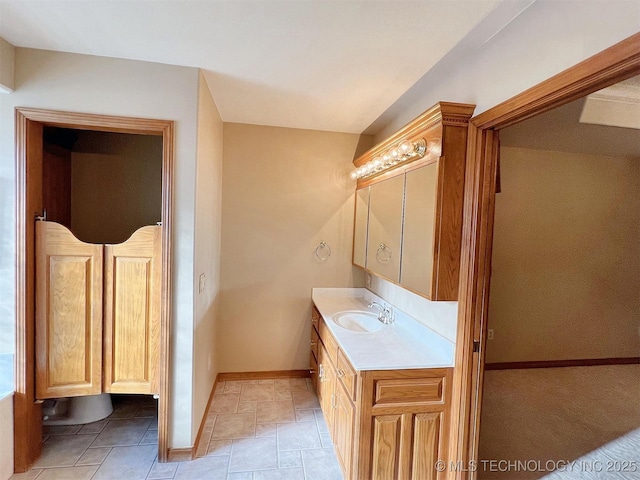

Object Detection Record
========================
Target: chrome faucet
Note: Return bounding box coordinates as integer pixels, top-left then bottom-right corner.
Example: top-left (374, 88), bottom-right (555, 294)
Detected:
top-left (368, 301), bottom-right (394, 324)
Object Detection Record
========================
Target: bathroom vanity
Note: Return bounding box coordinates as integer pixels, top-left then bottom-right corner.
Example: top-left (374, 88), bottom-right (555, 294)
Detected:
top-left (313, 101), bottom-right (472, 478)
top-left (310, 288), bottom-right (454, 480)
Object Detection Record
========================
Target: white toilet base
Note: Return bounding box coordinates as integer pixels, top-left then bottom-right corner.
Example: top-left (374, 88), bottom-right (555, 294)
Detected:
top-left (43, 393), bottom-right (113, 426)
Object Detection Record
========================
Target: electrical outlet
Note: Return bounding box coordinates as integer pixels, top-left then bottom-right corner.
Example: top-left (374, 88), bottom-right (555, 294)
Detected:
top-left (488, 329), bottom-right (494, 340)
top-left (199, 273), bottom-right (206, 294)
top-left (366, 274), bottom-right (372, 288)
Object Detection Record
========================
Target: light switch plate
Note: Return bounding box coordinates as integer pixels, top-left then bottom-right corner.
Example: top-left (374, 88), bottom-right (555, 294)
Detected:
top-left (199, 273), bottom-right (206, 294)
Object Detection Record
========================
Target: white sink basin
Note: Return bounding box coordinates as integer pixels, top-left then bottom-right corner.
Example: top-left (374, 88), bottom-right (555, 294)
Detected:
top-left (332, 310), bottom-right (383, 333)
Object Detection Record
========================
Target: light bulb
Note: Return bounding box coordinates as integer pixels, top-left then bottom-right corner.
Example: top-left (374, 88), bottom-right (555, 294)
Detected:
top-left (390, 148), bottom-right (399, 158)
top-left (399, 140), bottom-right (413, 155)
top-left (350, 171), bottom-right (357, 179)
top-left (357, 167), bottom-right (365, 176)
top-left (373, 157), bottom-right (382, 168)
top-left (382, 154), bottom-right (391, 165)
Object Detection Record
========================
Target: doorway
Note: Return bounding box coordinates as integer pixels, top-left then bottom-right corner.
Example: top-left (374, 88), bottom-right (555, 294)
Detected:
top-left (14, 108), bottom-right (174, 471)
top-left (477, 83), bottom-right (640, 478)
top-left (448, 32), bottom-right (640, 479)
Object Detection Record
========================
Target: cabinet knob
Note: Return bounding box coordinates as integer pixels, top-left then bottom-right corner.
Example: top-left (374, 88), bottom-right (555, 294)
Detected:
top-left (309, 369), bottom-right (316, 375)
top-left (310, 341), bottom-right (317, 347)
top-left (337, 369), bottom-right (345, 378)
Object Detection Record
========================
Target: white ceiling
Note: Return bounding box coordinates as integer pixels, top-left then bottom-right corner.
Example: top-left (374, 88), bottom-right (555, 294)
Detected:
top-left (0, 0), bottom-right (503, 133)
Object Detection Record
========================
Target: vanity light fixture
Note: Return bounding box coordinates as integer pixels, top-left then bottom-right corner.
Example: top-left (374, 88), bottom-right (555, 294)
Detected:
top-left (350, 138), bottom-right (427, 179)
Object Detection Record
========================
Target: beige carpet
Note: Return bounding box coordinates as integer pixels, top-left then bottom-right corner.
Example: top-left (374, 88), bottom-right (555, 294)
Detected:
top-left (478, 365), bottom-right (640, 480)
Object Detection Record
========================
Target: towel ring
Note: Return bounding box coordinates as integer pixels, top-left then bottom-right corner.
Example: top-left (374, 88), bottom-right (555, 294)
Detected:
top-left (315, 241), bottom-right (332, 261)
top-left (376, 243), bottom-right (392, 262)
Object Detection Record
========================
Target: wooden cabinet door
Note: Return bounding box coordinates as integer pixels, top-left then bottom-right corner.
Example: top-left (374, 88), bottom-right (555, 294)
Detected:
top-left (317, 343), bottom-right (336, 433)
top-left (369, 412), bottom-right (443, 480)
top-left (35, 221), bottom-right (103, 399)
top-left (333, 381), bottom-right (355, 479)
top-left (410, 412), bottom-right (442, 480)
top-left (104, 225), bottom-right (161, 394)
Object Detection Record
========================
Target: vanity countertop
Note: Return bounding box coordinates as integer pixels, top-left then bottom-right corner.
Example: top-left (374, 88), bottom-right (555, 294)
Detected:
top-left (312, 288), bottom-right (455, 371)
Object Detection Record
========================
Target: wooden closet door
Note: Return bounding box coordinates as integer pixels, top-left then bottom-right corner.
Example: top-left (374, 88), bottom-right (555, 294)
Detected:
top-left (35, 221), bottom-right (103, 399)
top-left (104, 225), bottom-right (161, 394)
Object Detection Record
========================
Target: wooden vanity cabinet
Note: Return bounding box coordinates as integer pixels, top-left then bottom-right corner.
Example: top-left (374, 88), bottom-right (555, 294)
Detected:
top-left (310, 305), bottom-right (453, 479)
top-left (333, 379), bottom-right (356, 478)
top-left (317, 342), bottom-right (337, 433)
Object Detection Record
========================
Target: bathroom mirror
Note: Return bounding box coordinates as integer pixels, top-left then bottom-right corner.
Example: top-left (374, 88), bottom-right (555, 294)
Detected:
top-left (366, 174), bottom-right (404, 282)
top-left (401, 163), bottom-right (438, 296)
top-left (353, 187), bottom-right (369, 268)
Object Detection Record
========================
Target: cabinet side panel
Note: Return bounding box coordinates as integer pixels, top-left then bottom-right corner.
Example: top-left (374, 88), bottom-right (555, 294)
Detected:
top-left (434, 125), bottom-right (468, 299)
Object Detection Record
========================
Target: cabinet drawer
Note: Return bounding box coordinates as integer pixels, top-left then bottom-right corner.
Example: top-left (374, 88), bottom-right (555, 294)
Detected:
top-left (319, 318), bottom-right (338, 366)
top-left (311, 306), bottom-right (321, 331)
top-left (373, 376), bottom-right (444, 407)
top-left (337, 349), bottom-right (357, 401)
top-left (311, 326), bottom-right (319, 362)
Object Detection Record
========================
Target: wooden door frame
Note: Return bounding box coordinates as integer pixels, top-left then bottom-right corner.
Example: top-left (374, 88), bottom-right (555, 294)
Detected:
top-left (448, 33), bottom-right (640, 479)
top-left (14, 108), bottom-right (174, 470)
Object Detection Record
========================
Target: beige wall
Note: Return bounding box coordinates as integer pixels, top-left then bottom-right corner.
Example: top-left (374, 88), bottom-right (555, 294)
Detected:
top-left (0, 48), bottom-right (200, 448)
top-left (486, 147), bottom-right (640, 363)
top-left (220, 123), bottom-right (365, 372)
top-left (71, 131), bottom-right (162, 244)
top-left (192, 72), bottom-right (223, 442)
top-left (0, 37), bottom-right (14, 92)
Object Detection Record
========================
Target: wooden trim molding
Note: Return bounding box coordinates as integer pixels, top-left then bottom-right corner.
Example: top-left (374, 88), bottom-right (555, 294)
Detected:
top-left (192, 376), bottom-right (220, 459)
top-left (450, 32), bottom-right (640, 480)
top-left (485, 357), bottom-right (640, 370)
top-left (354, 102), bottom-right (476, 167)
top-left (14, 108), bottom-right (174, 469)
top-left (158, 119), bottom-right (174, 463)
top-left (353, 103), bottom-right (475, 191)
top-left (14, 109), bottom-right (43, 472)
top-left (13, 108), bottom-right (170, 135)
top-left (167, 448), bottom-right (193, 462)
top-left (217, 370), bottom-right (311, 381)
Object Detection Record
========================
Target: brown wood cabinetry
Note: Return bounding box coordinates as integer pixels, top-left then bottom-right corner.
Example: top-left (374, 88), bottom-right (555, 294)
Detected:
top-left (310, 304), bottom-right (453, 479)
top-left (333, 380), bottom-right (356, 479)
top-left (352, 102), bottom-right (475, 301)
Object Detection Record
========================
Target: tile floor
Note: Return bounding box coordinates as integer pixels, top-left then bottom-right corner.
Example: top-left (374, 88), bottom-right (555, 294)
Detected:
top-left (11, 378), bottom-right (343, 480)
